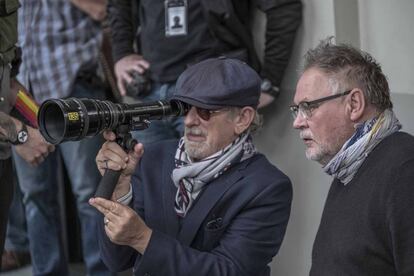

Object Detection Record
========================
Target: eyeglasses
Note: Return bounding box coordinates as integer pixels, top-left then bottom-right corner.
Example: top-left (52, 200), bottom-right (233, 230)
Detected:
top-left (289, 90), bottom-right (351, 120)
top-left (185, 106), bottom-right (229, 121)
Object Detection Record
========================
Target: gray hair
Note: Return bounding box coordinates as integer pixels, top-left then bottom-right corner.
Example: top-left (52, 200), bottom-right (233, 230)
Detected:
top-left (227, 108), bottom-right (263, 134)
top-left (303, 37), bottom-right (392, 110)
top-left (248, 111), bottom-right (263, 134)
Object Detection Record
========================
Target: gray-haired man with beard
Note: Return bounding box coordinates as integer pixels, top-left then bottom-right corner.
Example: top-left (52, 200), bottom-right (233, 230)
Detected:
top-left (90, 57), bottom-right (292, 276)
top-left (292, 38), bottom-right (414, 275)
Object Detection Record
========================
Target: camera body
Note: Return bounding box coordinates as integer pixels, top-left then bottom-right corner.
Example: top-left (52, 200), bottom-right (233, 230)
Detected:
top-left (126, 71), bottom-right (151, 98)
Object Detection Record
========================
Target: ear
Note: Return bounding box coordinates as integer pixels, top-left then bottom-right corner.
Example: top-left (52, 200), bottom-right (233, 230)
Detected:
top-left (346, 88), bottom-right (366, 122)
top-left (233, 107), bottom-right (255, 135)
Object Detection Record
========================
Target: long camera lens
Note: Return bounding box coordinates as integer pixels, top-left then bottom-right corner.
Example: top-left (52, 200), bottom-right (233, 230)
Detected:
top-left (38, 98), bottom-right (188, 144)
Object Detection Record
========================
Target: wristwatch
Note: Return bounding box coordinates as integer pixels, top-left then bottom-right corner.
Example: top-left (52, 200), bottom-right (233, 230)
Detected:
top-left (261, 79), bottom-right (280, 97)
top-left (11, 123), bottom-right (29, 145)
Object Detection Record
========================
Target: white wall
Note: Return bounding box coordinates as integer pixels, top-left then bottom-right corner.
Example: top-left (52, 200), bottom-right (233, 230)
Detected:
top-left (252, 1), bottom-right (414, 275)
top-left (253, 1), bottom-right (337, 275)
top-left (359, 0), bottom-right (414, 95)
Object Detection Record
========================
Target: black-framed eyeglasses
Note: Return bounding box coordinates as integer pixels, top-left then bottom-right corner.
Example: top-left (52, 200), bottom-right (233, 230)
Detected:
top-left (289, 90), bottom-right (352, 120)
top-left (185, 106), bottom-right (230, 121)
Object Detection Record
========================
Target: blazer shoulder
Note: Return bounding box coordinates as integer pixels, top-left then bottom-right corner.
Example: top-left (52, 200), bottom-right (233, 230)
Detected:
top-left (247, 153), bottom-right (290, 179)
top-left (241, 154), bottom-right (292, 191)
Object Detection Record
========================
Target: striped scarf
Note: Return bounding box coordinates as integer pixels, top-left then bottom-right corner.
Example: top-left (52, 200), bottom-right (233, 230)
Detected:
top-left (324, 109), bottom-right (401, 185)
top-left (172, 133), bottom-right (256, 217)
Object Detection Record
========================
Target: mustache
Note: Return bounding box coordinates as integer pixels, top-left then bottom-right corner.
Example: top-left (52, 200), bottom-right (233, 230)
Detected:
top-left (185, 127), bottom-right (207, 136)
top-left (300, 131), bottom-right (313, 140)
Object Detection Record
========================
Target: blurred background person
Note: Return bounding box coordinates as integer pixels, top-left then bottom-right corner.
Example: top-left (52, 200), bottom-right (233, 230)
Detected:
top-left (0, 1), bottom-right (54, 271)
top-left (1, 0), bottom-right (115, 275)
top-left (108, 0), bottom-right (302, 145)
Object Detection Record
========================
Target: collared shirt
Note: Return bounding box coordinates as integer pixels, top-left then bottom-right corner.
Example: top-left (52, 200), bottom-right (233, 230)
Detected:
top-left (17, 0), bottom-right (102, 103)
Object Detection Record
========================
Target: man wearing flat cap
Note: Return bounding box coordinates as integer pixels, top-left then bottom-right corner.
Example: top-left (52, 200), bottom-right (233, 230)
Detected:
top-left (90, 58), bottom-right (292, 276)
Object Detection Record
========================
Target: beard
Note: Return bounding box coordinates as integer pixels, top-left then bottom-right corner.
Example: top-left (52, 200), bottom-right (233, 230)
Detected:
top-left (305, 144), bottom-right (332, 165)
top-left (300, 130), bottom-right (338, 166)
top-left (184, 127), bottom-right (212, 161)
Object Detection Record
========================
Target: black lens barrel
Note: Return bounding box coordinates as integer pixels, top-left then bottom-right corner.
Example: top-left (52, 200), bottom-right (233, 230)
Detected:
top-left (38, 98), bottom-right (188, 144)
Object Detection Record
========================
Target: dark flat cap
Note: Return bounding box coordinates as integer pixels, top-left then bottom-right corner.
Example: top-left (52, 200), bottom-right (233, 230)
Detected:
top-left (170, 57), bottom-right (261, 109)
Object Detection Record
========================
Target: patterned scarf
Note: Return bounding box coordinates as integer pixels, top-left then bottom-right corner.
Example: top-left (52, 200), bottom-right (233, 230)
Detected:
top-left (173, 133), bottom-right (256, 217)
top-left (323, 109), bottom-right (401, 185)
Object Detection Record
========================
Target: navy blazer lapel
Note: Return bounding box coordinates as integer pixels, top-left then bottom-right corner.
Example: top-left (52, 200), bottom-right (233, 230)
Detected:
top-left (177, 165), bottom-right (244, 246)
top-left (162, 152), bottom-right (180, 238)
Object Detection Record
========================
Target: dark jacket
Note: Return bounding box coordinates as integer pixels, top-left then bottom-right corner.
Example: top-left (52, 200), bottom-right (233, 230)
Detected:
top-left (200, 0), bottom-right (302, 87)
top-left (98, 139), bottom-right (293, 276)
top-left (0, 0), bottom-right (19, 114)
top-left (0, 0), bottom-right (19, 162)
top-left (0, 0), bottom-right (19, 65)
top-left (109, 0), bottom-right (302, 88)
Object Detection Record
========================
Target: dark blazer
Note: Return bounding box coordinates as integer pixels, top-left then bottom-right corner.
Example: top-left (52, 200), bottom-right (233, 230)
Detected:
top-left (98, 139), bottom-right (292, 276)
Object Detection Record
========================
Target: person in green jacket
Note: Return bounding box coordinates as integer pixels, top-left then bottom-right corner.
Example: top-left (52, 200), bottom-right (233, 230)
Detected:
top-left (0, 0), bottom-right (54, 267)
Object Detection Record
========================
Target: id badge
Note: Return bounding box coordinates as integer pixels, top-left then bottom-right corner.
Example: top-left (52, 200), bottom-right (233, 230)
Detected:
top-left (165, 0), bottom-right (188, 37)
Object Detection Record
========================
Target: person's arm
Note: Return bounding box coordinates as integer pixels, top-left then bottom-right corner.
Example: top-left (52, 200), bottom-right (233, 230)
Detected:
top-left (95, 173), bottom-right (292, 275)
top-left (107, 0), bottom-right (150, 96)
top-left (70, 0), bottom-right (108, 21)
top-left (92, 159), bottom-right (146, 271)
top-left (107, 0), bottom-right (136, 63)
top-left (90, 130), bottom-right (146, 271)
top-left (0, 112), bottom-right (18, 143)
top-left (12, 118), bottom-right (55, 166)
top-left (0, 113), bottom-right (55, 166)
top-left (95, 130), bottom-right (144, 200)
top-left (258, 0), bottom-right (302, 96)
